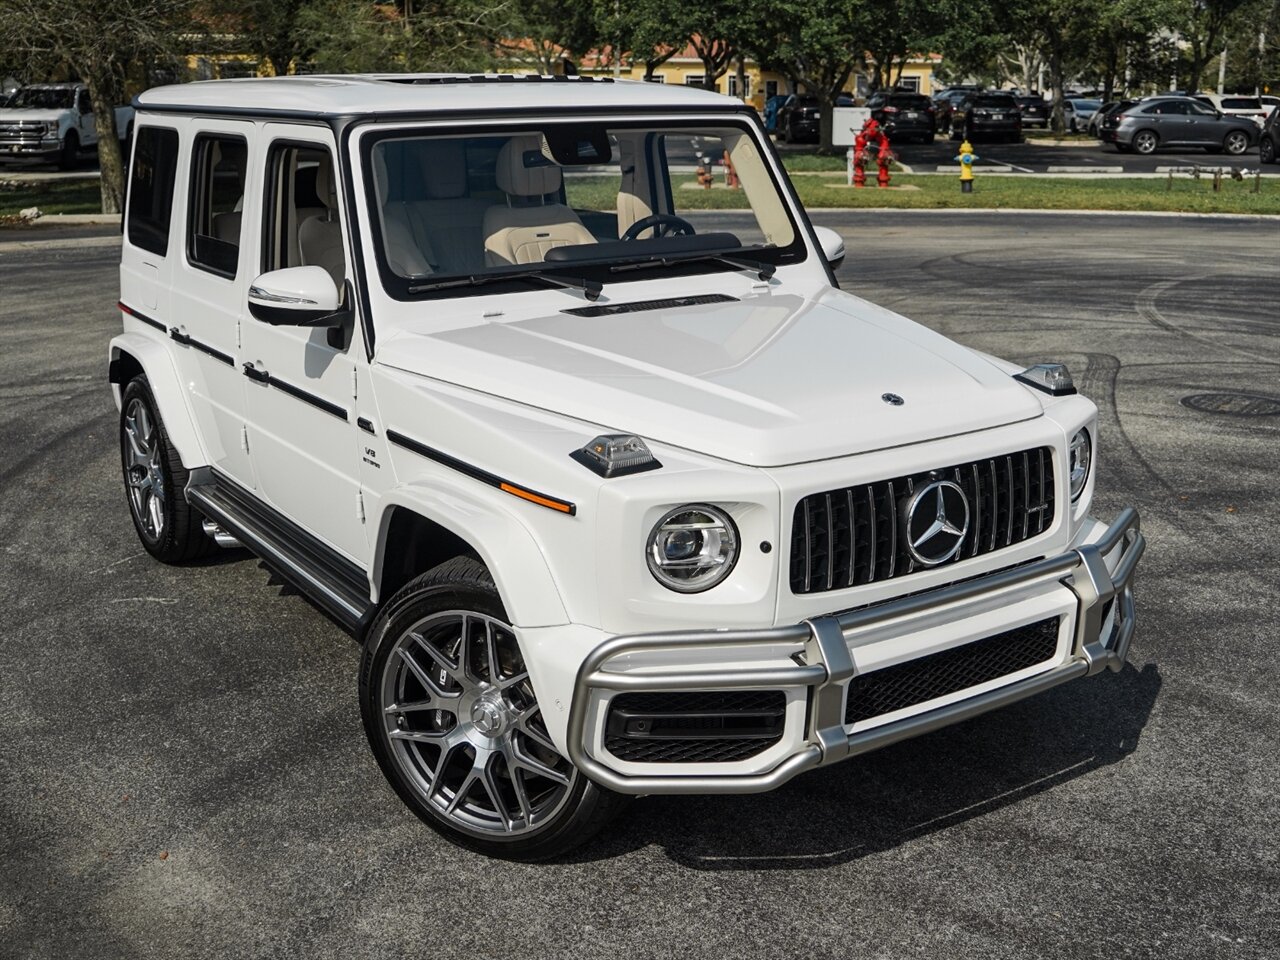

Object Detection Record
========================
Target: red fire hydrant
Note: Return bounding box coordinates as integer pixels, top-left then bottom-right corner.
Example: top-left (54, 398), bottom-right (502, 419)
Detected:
top-left (723, 149), bottom-right (740, 189)
top-left (852, 118), bottom-right (893, 189)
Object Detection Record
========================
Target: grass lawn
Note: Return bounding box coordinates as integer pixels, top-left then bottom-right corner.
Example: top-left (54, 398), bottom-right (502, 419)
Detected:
top-left (0, 179), bottom-right (105, 219)
top-left (6, 166), bottom-right (1279, 224)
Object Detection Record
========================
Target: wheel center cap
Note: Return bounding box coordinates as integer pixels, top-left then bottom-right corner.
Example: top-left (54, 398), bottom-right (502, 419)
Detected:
top-left (469, 696), bottom-right (507, 738)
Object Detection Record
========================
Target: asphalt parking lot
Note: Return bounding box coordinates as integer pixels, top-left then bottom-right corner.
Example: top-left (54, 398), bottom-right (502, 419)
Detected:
top-left (2, 212), bottom-right (1278, 959)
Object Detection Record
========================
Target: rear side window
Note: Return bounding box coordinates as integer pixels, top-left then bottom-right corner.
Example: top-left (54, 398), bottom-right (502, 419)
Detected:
top-left (1222, 98), bottom-right (1261, 110)
top-left (126, 126), bottom-right (179, 257)
top-left (187, 134), bottom-right (248, 279)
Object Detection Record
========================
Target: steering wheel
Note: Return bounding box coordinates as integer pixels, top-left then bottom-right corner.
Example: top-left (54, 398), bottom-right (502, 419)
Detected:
top-left (621, 214), bottom-right (697, 241)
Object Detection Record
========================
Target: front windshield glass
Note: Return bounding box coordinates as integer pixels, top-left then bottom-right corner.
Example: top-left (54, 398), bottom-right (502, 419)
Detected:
top-left (1071, 100), bottom-right (1102, 110)
top-left (9, 87), bottom-right (74, 109)
top-left (363, 120), bottom-right (803, 299)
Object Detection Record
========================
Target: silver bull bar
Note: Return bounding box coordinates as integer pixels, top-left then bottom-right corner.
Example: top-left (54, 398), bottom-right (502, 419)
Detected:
top-left (566, 508), bottom-right (1145, 795)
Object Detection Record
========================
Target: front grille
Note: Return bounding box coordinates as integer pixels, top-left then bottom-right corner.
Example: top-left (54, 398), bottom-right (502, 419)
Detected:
top-left (0, 122), bottom-right (46, 141)
top-left (790, 446), bottom-right (1055, 595)
top-left (605, 690), bottom-right (786, 763)
top-left (844, 617), bottom-right (1060, 725)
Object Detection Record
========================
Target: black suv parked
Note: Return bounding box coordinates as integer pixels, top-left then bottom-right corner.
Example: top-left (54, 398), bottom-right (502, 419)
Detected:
top-left (866, 91), bottom-right (936, 143)
top-left (950, 93), bottom-right (1023, 143)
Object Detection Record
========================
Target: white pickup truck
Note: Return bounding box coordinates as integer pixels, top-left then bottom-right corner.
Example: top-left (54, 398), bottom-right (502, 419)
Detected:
top-left (0, 82), bottom-right (132, 168)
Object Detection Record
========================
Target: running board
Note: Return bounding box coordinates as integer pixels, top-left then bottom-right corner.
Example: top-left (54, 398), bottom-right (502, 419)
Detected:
top-left (186, 469), bottom-right (373, 636)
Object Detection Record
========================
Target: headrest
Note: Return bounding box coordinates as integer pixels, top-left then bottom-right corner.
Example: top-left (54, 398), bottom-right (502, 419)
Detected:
top-left (315, 159), bottom-right (337, 210)
top-left (495, 135), bottom-right (561, 197)
top-left (419, 140), bottom-right (468, 199)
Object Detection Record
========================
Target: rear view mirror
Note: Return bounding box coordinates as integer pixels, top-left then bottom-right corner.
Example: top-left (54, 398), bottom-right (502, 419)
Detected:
top-left (248, 266), bottom-right (345, 327)
top-left (813, 225), bottom-right (845, 269)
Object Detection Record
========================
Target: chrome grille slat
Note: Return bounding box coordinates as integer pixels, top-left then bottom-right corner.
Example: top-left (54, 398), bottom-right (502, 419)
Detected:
top-left (789, 446), bottom-right (1056, 595)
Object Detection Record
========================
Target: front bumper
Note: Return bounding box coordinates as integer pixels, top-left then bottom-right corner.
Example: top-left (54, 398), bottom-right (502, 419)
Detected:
top-left (0, 137), bottom-right (61, 158)
top-left (566, 507), bottom-right (1144, 795)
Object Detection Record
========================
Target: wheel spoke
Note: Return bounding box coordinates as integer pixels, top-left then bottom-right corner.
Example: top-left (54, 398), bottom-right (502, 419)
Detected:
top-left (408, 633), bottom-right (464, 690)
top-left (511, 739), bottom-right (570, 785)
top-left (444, 768), bottom-right (479, 815)
top-left (516, 705), bottom-right (557, 752)
top-left (484, 620), bottom-right (501, 685)
top-left (136, 404), bottom-right (155, 447)
top-left (498, 669), bottom-right (530, 692)
top-left (509, 761), bottom-right (534, 824)
top-left (479, 753), bottom-right (514, 829)
top-left (388, 727), bottom-right (448, 743)
top-left (146, 490), bottom-right (163, 535)
top-left (383, 699), bottom-right (438, 714)
top-left (431, 737), bottom-right (466, 803)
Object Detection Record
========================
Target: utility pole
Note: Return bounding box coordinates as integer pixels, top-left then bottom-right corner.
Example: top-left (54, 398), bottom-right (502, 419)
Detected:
top-left (1217, 44), bottom-right (1227, 94)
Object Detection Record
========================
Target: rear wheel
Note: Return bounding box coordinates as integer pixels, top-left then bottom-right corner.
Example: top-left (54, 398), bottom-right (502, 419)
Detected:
top-left (1132, 130), bottom-right (1158, 155)
top-left (1223, 130), bottom-right (1249, 156)
top-left (119, 377), bottom-right (217, 563)
top-left (360, 557), bottom-right (628, 860)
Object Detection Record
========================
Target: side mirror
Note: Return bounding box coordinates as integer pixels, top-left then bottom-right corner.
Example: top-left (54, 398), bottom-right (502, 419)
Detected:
top-left (813, 225), bottom-right (845, 270)
top-left (248, 266), bottom-right (345, 327)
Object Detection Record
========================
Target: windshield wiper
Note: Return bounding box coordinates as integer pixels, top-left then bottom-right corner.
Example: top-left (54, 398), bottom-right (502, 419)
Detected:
top-left (609, 251), bottom-right (776, 282)
top-left (408, 269), bottom-right (602, 301)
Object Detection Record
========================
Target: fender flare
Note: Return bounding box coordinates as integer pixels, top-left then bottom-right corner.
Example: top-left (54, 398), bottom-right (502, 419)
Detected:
top-left (108, 332), bottom-right (208, 469)
top-left (372, 482), bottom-right (570, 629)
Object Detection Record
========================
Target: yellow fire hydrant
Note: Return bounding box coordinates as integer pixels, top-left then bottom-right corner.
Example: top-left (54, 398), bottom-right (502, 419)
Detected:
top-left (956, 140), bottom-right (978, 193)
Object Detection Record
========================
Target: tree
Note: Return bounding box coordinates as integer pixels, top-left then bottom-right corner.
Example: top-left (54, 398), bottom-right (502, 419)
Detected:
top-left (207, 0), bottom-right (316, 76)
top-left (591, 0), bottom-right (687, 80)
top-left (1176, 0), bottom-right (1252, 91)
top-left (0, 0), bottom-right (195, 213)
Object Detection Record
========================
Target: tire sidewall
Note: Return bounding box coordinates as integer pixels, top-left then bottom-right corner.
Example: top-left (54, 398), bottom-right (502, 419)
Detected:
top-left (1224, 132), bottom-right (1247, 155)
top-left (1134, 131), bottom-right (1157, 155)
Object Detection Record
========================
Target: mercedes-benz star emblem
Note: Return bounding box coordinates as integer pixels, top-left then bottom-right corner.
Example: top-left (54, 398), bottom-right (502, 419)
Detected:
top-left (904, 480), bottom-right (970, 566)
top-left (881, 392), bottom-right (905, 406)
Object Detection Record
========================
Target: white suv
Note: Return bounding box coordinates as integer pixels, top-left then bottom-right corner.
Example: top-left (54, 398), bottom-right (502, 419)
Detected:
top-left (110, 75), bottom-right (1144, 860)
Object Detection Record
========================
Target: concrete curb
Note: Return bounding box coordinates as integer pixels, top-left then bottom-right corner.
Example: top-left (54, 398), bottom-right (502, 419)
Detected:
top-left (0, 234), bottom-right (121, 252)
top-left (19, 213), bottom-right (122, 226)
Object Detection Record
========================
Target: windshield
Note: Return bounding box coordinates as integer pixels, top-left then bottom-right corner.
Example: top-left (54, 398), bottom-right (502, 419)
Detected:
top-left (363, 120), bottom-right (804, 300)
top-left (1070, 100), bottom-right (1102, 110)
top-left (8, 87), bottom-right (74, 110)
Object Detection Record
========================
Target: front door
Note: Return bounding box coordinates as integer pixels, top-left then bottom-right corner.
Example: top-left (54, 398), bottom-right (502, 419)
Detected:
top-left (238, 123), bottom-right (367, 562)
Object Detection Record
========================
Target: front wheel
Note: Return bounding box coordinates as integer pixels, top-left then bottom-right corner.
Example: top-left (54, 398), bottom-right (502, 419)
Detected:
top-left (1223, 131), bottom-right (1250, 156)
top-left (360, 557), bottom-right (628, 860)
top-left (1262, 136), bottom-right (1277, 165)
top-left (57, 131), bottom-right (79, 170)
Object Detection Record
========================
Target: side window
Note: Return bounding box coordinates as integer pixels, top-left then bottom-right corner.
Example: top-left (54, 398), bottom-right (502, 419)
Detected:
top-left (262, 142), bottom-right (345, 289)
top-left (187, 134), bottom-right (248, 279)
top-left (125, 126), bottom-right (180, 257)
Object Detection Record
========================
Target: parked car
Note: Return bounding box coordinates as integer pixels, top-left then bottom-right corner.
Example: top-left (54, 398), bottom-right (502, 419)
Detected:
top-left (762, 94), bottom-right (789, 134)
top-left (950, 92), bottom-right (1022, 142)
top-left (1015, 95), bottom-right (1049, 128)
top-left (1260, 107), bottom-right (1279, 164)
top-left (932, 87), bottom-right (981, 134)
top-left (1261, 95), bottom-right (1279, 118)
top-left (866, 91), bottom-right (935, 143)
top-left (1100, 97), bottom-right (1259, 154)
top-left (1063, 98), bottom-right (1102, 133)
top-left (776, 93), bottom-right (853, 143)
top-left (0, 82), bottom-right (133, 168)
top-left (110, 73), bottom-right (1143, 860)
top-left (1085, 101), bottom-right (1129, 137)
top-left (1192, 93), bottom-right (1269, 128)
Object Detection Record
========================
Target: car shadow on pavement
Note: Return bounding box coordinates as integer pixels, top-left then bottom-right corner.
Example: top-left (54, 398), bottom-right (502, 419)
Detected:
top-left (563, 661), bottom-right (1162, 869)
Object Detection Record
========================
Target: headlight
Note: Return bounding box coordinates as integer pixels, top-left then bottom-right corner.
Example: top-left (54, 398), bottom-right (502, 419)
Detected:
top-left (646, 504), bottom-right (739, 593)
top-left (45, 121), bottom-right (59, 136)
top-left (1069, 428), bottom-right (1092, 500)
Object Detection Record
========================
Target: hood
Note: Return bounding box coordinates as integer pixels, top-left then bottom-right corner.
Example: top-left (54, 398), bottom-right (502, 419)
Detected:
top-left (376, 291), bottom-right (1043, 467)
top-left (0, 109), bottom-right (64, 122)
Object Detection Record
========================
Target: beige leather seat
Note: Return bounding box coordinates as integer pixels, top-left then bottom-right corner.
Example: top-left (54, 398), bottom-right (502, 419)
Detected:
top-left (298, 160), bottom-right (346, 289)
top-left (482, 136), bottom-right (595, 266)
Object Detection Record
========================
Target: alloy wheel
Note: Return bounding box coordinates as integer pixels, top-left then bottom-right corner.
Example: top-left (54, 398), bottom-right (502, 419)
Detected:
top-left (1133, 131), bottom-right (1158, 155)
top-left (379, 611), bottom-right (575, 838)
top-left (1224, 131), bottom-right (1248, 156)
top-left (1262, 137), bottom-right (1276, 164)
top-left (123, 397), bottom-right (166, 540)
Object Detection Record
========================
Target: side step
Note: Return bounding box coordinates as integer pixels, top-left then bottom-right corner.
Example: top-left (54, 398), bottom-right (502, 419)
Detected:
top-left (186, 470), bottom-right (373, 636)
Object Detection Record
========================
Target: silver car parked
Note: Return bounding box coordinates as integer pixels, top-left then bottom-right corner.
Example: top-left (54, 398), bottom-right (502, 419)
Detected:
top-left (1100, 97), bottom-right (1258, 155)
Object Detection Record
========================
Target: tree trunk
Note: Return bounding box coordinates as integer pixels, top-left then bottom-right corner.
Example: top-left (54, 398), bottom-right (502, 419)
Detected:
top-left (1048, 48), bottom-right (1067, 134)
top-left (1102, 42), bottom-right (1118, 102)
top-left (84, 72), bottom-right (126, 214)
top-left (819, 94), bottom-right (834, 153)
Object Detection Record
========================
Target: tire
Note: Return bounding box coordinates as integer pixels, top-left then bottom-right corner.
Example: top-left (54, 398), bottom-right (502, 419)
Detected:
top-left (1132, 130), bottom-right (1158, 155)
top-left (119, 377), bottom-right (217, 563)
top-left (1262, 135), bottom-right (1277, 165)
top-left (1223, 131), bottom-right (1249, 156)
top-left (360, 557), bottom-right (628, 861)
top-left (57, 131), bottom-right (79, 170)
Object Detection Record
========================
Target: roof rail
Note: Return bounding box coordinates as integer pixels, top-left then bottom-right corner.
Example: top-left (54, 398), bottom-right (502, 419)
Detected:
top-left (404, 74), bottom-right (615, 86)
